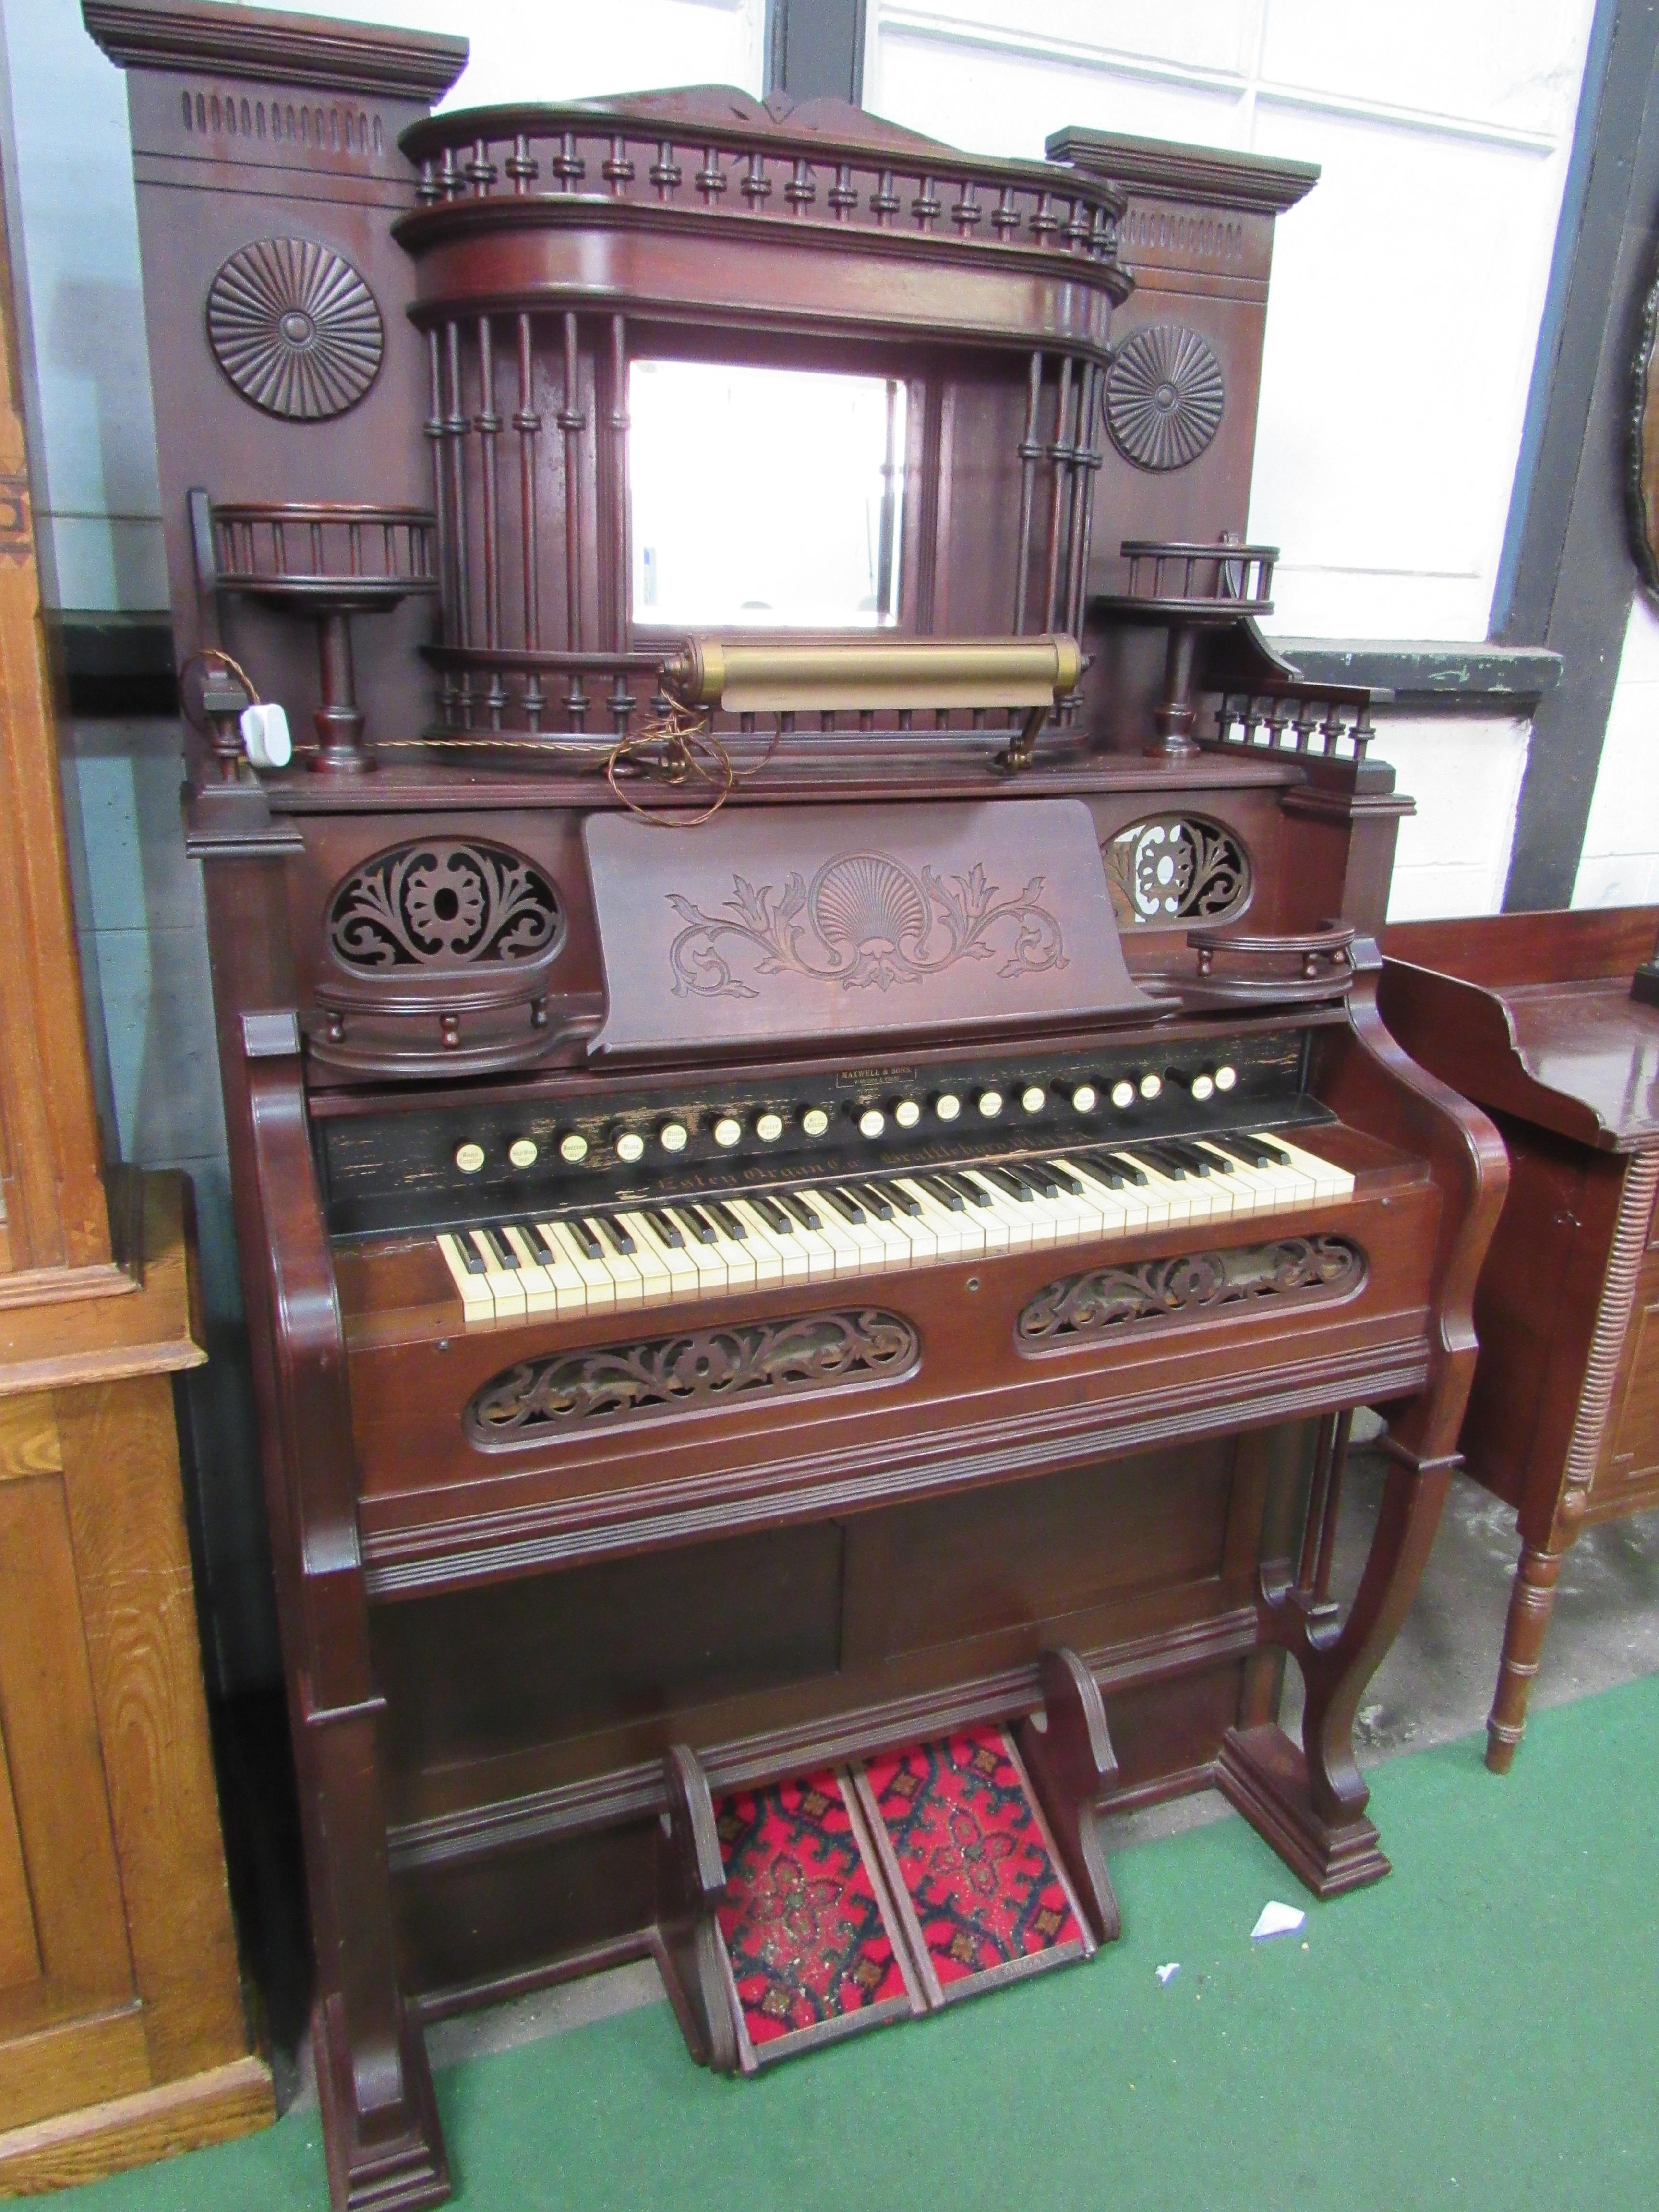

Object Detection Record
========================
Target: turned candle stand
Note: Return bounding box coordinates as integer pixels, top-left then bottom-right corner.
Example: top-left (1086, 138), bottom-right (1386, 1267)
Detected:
top-left (203, 499), bottom-right (438, 771)
top-left (1094, 536), bottom-right (1278, 759)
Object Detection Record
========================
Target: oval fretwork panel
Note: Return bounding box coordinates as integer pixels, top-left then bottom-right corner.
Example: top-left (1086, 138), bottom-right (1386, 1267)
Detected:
top-left (465, 1309), bottom-right (920, 1444)
top-left (1018, 1237), bottom-right (1365, 1349)
top-left (1103, 815), bottom-right (1251, 929)
top-left (327, 839), bottom-right (565, 973)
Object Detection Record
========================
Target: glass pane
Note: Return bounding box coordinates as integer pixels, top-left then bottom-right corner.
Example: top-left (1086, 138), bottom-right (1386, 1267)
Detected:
top-left (629, 360), bottom-right (905, 629)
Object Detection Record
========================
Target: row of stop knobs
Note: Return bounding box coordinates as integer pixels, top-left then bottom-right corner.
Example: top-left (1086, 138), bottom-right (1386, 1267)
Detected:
top-left (452, 1065), bottom-right (1238, 1175)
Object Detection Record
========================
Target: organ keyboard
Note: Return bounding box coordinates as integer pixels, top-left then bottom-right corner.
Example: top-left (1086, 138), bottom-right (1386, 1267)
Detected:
top-left (89, 14), bottom-right (1509, 2207)
top-left (433, 1130), bottom-right (1356, 1320)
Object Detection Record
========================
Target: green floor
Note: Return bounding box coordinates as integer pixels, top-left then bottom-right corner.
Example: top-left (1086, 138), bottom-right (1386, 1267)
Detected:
top-left (72, 1672), bottom-right (1659, 2212)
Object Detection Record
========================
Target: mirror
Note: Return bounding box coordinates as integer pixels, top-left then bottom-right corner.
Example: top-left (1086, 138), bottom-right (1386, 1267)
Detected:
top-left (629, 360), bottom-right (905, 629)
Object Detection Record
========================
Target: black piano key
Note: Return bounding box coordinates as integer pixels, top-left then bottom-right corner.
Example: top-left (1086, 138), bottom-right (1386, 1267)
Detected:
top-left (1250, 1133), bottom-right (1293, 1164)
top-left (946, 1170), bottom-right (993, 1207)
top-left (1203, 1136), bottom-right (1274, 1172)
top-left (1142, 1144), bottom-right (1194, 1179)
top-left (525, 1222), bottom-right (561, 1266)
top-left (567, 1217), bottom-right (604, 1261)
top-left (1043, 1160), bottom-right (1085, 1196)
top-left (1025, 1161), bottom-right (1063, 1196)
top-left (1163, 1141), bottom-right (1215, 1177)
top-left (983, 1164), bottom-right (1033, 1202)
top-left (884, 1181), bottom-right (923, 1217)
top-left (597, 1213), bottom-right (636, 1255)
top-left (919, 1174), bottom-right (965, 1212)
top-left (776, 1191), bottom-right (822, 1231)
top-left (688, 1203), bottom-right (728, 1244)
top-left (708, 1200), bottom-right (748, 1240)
top-left (454, 1234), bottom-right (488, 1274)
top-left (821, 1187), bottom-right (865, 1224)
top-left (645, 1207), bottom-right (684, 1248)
top-left (478, 1225), bottom-right (520, 1269)
top-left (1077, 1155), bottom-right (1125, 1189)
top-left (858, 1183), bottom-right (895, 1220)
top-left (750, 1194), bottom-right (792, 1234)
top-left (1107, 1152), bottom-right (1150, 1187)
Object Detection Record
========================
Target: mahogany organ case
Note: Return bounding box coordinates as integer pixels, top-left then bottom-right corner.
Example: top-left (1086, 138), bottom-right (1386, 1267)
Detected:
top-left (84, 3), bottom-right (1505, 2206)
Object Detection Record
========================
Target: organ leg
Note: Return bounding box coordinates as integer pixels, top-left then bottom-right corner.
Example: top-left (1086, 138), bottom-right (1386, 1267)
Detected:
top-left (241, 1030), bottom-right (448, 2210)
top-left (306, 1697), bottom-right (448, 2212)
top-left (1218, 1420), bottom-right (1455, 1897)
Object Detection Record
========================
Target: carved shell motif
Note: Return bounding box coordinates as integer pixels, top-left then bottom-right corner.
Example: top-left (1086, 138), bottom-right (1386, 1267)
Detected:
top-left (1103, 816), bottom-right (1251, 927)
top-left (328, 841), bottom-right (564, 972)
top-left (207, 238), bottom-right (384, 420)
top-left (1105, 324), bottom-right (1225, 471)
top-left (810, 853), bottom-right (930, 952)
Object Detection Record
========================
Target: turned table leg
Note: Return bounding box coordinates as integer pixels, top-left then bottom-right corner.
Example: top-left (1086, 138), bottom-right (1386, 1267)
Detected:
top-left (1486, 1536), bottom-right (1573, 1773)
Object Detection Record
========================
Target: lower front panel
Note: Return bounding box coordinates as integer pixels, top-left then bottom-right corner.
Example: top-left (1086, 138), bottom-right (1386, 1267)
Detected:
top-left (373, 1419), bottom-right (1310, 2004)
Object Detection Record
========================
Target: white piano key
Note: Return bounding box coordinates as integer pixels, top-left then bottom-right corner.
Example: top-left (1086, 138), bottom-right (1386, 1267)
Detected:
top-left (469, 1227), bottom-right (526, 1317)
top-left (543, 1217), bottom-right (616, 1311)
top-left (796, 1191), bottom-right (864, 1277)
top-left (497, 1223), bottom-right (565, 1314)
top-left (661, 1205), bottom-right (730, 1291)
top-left (727, 1197), bottom-right (805, 1284)
top-left (1267, 1132), bottom-right (1355, 1201)
top-left (438, 1231), bottom-right (497, 1318)
top-left (609, 1211), bottom-right (673, 1302)
top-left (701, 1203), bottom-right (764, 1289)
top-left (960, 1168), bottom-right (1040, 1250)
top-left (524, 1223), bottom-right (594, 1313)
top-left (774, 1195), bottom-right (839, 1281)
top-left (582, 1215), bottom-right (645, 1306)
top-left (820, 1190), bottom-right (891, 1274)
top-left (893, 1176), bottom-right (980, 1260)
top-left (1112, 1151), bottom-right (1203, 1230)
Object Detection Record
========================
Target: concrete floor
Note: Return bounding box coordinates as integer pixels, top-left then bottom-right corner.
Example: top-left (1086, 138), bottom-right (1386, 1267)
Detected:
top-left (275, 1452), bottom-right (1659, 2103)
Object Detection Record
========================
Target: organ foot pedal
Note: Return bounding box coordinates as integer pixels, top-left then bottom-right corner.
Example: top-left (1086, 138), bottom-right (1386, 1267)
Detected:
top-left (656, 1647), bottom-right (1116, 2073)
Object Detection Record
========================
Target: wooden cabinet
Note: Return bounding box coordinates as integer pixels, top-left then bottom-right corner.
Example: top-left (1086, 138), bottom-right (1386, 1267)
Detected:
top-left (1381, 906), bottom-right (1659, 1772)
top-left (0, 146), bottom-right (272, 2191)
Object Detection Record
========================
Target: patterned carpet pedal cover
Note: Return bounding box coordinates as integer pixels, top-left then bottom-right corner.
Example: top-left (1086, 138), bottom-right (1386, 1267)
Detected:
top-left (713, 1767), bottom-right (925, 2070)
top-left (857, 1724), bottom-right (1097, 2006)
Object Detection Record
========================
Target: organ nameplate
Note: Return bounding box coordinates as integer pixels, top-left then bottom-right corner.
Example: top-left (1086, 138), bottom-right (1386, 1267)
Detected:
top-left (585, 798), bottom-right (1162, 1058)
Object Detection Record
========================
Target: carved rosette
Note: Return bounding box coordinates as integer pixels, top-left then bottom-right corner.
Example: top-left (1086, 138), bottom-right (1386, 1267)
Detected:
top-left (207, 238), bottom-right (384, 420)
top-left (1105, 325), bottom-right (1225, 471)
top-left (465, 1310), bottom-right (919, 1443)
top-left (1017, 1238), bottom-right (1364, 1347)
top-left (1103, 816), bottom-right (1251, 928)
top-left (327, 841), bottom-right (564, 973)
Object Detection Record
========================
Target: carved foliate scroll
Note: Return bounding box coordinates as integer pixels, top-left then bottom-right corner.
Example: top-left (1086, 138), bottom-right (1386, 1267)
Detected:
top-left (1017, 1237), bottom-right (1364, 1347)
top-left (466, 1310), bottom-right (919, 1443)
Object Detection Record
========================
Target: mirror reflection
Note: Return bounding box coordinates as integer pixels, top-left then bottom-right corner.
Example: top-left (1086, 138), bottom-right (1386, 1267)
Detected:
top-left (629, 360), bottom-right (905, 629)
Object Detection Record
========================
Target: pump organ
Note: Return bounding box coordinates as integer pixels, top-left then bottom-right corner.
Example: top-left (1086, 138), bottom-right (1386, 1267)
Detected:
top-left (86, 4), bottom-right (1505, 2207)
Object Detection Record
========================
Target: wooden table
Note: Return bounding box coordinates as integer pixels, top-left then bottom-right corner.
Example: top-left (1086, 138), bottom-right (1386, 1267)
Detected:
top-left (1381, 907), bottom-right (1659, 1771)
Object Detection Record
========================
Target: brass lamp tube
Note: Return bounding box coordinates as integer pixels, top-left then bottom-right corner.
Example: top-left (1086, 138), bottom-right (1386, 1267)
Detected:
top-left (660, 633), bottom-right (1082, 716)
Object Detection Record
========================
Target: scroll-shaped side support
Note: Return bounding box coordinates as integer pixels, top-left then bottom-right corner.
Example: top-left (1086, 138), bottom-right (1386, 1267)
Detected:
top-left (242, 1017), bottom-right (447, 2211)
top-left (655, 1745), bottom-right (739, 2075)
top-left (1218, 942), bottom-right (1509, 1897)
top-left (1016, 1648), bottom-right (1121, 1942)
